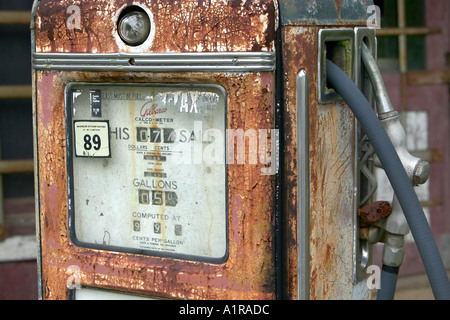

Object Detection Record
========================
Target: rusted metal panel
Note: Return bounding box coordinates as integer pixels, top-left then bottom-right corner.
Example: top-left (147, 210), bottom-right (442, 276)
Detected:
top-left (309, 100), bottom-right (356, 300)
top-left (33, 0), bottom-right (278, 300)
top-left (358, 201), bottom-right (392, 226)
top-left (281, 25), bottom-right (369, 300)
top-left (35, 0), bottom-right (277, 54)
top-left (278, 0), bottom-right (374, 26)
top-left (35, 70), bottom-right (276, 299)
top-left (281, 26), bottom-right (318, 300)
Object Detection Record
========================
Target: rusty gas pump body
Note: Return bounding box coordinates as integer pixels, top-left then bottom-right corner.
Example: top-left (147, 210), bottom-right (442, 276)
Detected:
top-left (32, 0), bottom-right (376, 300)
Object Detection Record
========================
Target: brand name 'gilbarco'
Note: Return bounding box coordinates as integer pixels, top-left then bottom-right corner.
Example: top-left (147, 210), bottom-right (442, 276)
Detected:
top-left (140, 101), bottom-right (168, 117)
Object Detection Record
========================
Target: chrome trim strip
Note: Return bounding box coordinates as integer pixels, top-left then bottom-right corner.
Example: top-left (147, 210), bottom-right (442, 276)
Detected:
top-left (33, 52), bottom-right (276, 72)
top-left (353, 28), bottom-right (377, 284)
top-left (297, 69), bottom-right (310, 300)
top-left (354, 27), bottom-right (377, 89)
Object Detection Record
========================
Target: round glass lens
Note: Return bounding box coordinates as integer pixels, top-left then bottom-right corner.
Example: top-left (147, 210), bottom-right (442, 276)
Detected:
top-left (118, 11), bottom-right (150, 46)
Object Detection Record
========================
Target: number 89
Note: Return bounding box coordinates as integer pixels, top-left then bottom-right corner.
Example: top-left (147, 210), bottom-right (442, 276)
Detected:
top-left (84, 134), bottom-right (101, 151)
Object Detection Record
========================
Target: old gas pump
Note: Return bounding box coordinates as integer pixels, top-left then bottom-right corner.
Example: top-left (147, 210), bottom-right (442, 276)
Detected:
top-left (32, 0), bottom-right (438, 300)
top-left (32, 0), bottom-right (279, 300)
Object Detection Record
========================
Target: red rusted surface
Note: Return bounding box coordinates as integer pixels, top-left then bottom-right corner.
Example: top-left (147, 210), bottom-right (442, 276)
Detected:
top-left (35, 0), bottom-right (276, 53)
top-left (281, 26), bottom-right (317, 300)
top-left (358, 201), bottom-right (392, 226)
top-left (34, 0), bottom-right (277, 300)
top-left (281, 24), bottom-right (368, 299)
top-left (35, 69), bottom-right (277, 300)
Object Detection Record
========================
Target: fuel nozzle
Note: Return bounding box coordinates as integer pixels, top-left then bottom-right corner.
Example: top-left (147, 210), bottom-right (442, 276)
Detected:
top-left (375, 110), bottom-right (430, 187)
top-left (361, 42), bottom-right (430, 184)
top-left (361, 43), bottom-right (431, 269)
top-left (362, 43), bottom-right (430, 184)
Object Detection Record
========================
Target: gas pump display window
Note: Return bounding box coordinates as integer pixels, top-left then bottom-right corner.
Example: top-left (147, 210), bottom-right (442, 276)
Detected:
top-left (66, 83), bottom-right (227, 263)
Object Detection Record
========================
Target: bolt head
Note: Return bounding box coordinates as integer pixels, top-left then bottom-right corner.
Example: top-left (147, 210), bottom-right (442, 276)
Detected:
top-left (413, 160), bottom-right (430, 185)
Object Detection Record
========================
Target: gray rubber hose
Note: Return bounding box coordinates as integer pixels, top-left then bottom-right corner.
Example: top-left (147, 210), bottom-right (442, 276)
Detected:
top-left (326, 59), bottom-right (450, 300)
top-left (378, 265), bottom-right (399, 300)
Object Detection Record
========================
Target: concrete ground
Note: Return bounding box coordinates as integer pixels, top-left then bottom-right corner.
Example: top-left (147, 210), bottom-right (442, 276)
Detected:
top-left (394, 273), bottom-right (435, 300)
top-left (391, 270), bottom-right (450, 300)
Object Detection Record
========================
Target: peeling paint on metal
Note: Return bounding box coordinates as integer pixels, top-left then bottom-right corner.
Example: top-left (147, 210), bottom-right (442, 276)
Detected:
top-left (281, 24), bottom-right (368, 299)
top-left (34, 0), bottom-right (278, 300)
top-left (281, 25), bottom-right (318, 300)
top-left (35, 0), bottom-right (277, 54)
top-left (358, 201), bottom-right (392, 226)
top-left (278, 0), bottom-right (374, 26)
top-left (35, 69), bottom-right (277, 299)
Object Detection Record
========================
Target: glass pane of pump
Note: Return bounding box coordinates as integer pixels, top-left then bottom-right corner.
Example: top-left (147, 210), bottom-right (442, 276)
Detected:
top-left (66, 83), bottom-right (227, 263)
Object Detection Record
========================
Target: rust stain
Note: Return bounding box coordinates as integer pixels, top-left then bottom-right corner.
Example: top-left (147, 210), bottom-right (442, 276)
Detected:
top-left (35, 69), bottom-right (276, 299)
top-left (282, 26), bottom-right (361, 300)
top-left (334, 0), bottom-right (343, 20)
top-left (35, 0), bottom-right (277, 53)
top-left (358, 201), bottom-right (392, 226)
top-left (281, 25), bottom-right (318, 300)
top-left (34, 0), bottom-right (278, 300)
top-left (309, 100), bottom-right (356, 299)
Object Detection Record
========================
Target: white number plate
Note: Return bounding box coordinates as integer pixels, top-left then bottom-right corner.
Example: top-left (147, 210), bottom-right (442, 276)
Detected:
top-left (66, 83), bottom-right (227, 263)
top-left (74, 121), bottom-right (110, 157)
